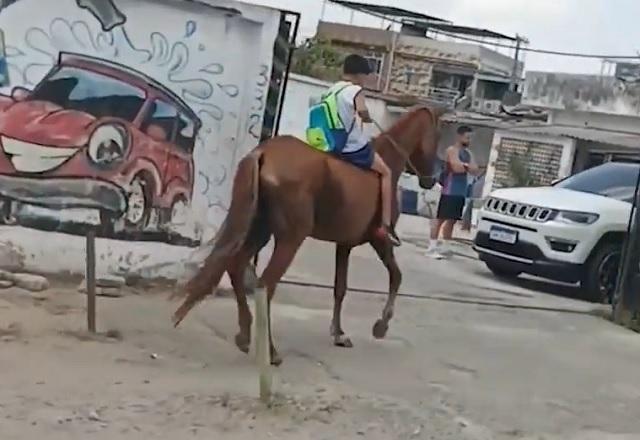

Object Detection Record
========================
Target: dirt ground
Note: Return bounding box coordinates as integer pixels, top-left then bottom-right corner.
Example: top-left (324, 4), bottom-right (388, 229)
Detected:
top-left (0, 283), bottom-right (485, 440)
top-left (2, 238), bottom-right (640, 439)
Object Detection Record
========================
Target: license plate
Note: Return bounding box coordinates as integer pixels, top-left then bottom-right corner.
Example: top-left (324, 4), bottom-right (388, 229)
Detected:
top-left (489, 226), bottom-right (518, 244)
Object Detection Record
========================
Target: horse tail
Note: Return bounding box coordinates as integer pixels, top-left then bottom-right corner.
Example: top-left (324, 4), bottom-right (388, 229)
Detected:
top-left (172, 149), bottom-right (263, 327)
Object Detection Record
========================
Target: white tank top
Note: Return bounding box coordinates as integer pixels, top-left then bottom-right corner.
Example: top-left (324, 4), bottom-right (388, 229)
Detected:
top-left (329, 81), bottom-right (370, 153)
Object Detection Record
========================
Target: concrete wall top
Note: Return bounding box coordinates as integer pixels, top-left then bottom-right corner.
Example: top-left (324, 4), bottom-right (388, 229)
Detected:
top-left (524, 71), bottom-right (640, 117)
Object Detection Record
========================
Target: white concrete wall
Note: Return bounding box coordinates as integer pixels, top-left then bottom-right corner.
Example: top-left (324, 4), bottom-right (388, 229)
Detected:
top-left (0, 0), bottom-right (280, 277)
top-left (550, 109), bottom-right (640, 135)
top-left (482, 130), bottom-right (575, 198)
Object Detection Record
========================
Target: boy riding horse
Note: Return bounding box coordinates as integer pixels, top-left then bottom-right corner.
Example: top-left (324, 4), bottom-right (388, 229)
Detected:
top-left (308, 54), bottom-right (401, 246)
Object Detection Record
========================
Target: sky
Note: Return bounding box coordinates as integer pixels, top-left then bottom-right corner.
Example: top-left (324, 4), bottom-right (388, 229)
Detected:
top-left (243, 0), bottom-right (640, 74)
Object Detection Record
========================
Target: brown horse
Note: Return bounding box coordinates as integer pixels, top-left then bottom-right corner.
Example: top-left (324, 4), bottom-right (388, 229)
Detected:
top-left (173, 106), bottom-right (444, 365)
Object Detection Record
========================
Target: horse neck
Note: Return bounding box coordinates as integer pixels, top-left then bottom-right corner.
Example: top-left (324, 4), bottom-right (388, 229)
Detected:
top-left (375, 114), bottom-right (423, 181)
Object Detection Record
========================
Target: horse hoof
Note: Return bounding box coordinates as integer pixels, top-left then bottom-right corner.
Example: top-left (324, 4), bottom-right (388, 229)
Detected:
top-left (334, 335), bottom-right (354, 348)
top-left (235, 333), bottom-right (250, 354)
top-left (372, 319), bottom-right (388, 339)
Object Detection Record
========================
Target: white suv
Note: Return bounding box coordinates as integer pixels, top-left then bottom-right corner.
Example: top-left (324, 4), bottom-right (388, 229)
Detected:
top-left (474, 161), bottom-right (639, 303)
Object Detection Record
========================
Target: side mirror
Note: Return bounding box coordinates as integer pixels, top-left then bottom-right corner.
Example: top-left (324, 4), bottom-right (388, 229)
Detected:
top-left (11, 87), bottom-right (31, 102)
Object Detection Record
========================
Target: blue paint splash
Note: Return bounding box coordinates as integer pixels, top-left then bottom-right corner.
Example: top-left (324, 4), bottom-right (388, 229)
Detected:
top-left (185, 20), bottom-right (196, 38)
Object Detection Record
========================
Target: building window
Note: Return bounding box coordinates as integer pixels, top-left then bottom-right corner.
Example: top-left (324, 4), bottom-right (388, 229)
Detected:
top-left (363, 52), bottom-right (384, 75)
top-left (405, 69), bottom-right (423, 86)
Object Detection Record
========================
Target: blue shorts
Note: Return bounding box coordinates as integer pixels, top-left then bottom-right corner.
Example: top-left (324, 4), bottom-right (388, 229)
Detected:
top-left (337, 143), bottom-right (374, 169)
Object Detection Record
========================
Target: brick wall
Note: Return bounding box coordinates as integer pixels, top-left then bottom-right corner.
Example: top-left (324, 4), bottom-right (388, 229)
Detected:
top-left (388, 54), bottom-right (433, 97)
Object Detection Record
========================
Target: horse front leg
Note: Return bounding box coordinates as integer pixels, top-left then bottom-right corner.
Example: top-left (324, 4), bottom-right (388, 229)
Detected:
top-left (331, 244), bottom-right (353, 347)
top-left (370, 239), bottom-right (402, 339)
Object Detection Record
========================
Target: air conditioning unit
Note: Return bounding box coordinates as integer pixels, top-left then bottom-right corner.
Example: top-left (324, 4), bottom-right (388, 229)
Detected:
top-left (483, 100), bottom-right (502, 113)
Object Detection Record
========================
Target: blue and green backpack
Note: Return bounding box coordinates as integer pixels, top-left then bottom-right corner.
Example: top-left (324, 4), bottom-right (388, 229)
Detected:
top-left (306, 84), bottom-right (353, 153)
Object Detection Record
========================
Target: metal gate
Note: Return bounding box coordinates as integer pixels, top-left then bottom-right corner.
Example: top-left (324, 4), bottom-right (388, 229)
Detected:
top-left (260, 10), bottom-right (300, 141)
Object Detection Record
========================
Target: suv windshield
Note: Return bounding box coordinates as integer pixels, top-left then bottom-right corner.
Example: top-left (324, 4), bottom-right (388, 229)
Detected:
top-left (555, 162), bottom-right (640, 203)
top-left (29, 66), bottom-right (146, 122)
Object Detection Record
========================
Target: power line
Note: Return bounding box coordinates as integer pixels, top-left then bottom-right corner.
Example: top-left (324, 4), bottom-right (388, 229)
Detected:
top-left (327, 1), bottom-right (640, 61)
top-left (430, 29), bottom-right (640, 60)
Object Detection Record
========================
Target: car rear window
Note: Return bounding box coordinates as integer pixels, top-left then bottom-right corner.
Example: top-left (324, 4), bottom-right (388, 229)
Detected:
top-left (555, 162), bottom-right (640, 203)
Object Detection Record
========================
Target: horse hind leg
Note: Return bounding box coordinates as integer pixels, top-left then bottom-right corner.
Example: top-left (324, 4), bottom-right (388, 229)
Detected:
top-left (257, 236), bottom-right (305, 366)
top-left (331, 244), bottom-right (353, 348)
top-left (227, 214), bottom-right (271, 354)
top-left (227, 247), bottom-right (258, 354)
top-left (370, 239), bottom-right (402, 339)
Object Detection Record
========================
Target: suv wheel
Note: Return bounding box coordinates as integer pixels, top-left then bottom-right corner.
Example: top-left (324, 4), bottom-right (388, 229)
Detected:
top-left (581, 242), bottom-right (621, 304)
top-left (485, 262), bottom-right (522, 279)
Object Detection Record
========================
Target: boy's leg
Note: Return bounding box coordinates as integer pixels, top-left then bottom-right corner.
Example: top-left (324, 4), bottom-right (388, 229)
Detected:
top-left (371, 152), bottom-right (400, 246)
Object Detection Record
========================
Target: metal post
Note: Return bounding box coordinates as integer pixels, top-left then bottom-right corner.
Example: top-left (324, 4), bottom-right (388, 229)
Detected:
top-left (273, 12), bottom-right (300, 137)
top-left (509, 36), bottom-right (522, 92)
top-left (86, 229), bottom-right (97, 333)
top-left (614, 167), bottom-right (640, 324)
top-left (254, 287), bottom-right (271, 403)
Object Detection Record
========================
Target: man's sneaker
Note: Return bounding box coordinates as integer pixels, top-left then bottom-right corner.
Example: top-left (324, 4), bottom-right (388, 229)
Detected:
top-left (439, 241), bottom-right (454, 258)
top-left (424, 241), bottom-right (445, 259)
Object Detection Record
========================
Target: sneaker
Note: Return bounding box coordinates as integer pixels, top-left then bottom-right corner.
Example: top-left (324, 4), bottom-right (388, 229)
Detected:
top-left (424, 241), bottom-right (445, 259)
top-left (439, 241), bottom-right (454, 258)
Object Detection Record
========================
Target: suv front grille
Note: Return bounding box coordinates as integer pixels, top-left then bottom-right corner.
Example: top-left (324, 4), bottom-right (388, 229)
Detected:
top-left (484, 198), bottom-right (553, 222)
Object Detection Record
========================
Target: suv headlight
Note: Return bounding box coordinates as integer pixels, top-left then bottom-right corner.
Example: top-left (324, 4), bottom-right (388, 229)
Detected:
top-left (552, 210), bottom-right (600, 225)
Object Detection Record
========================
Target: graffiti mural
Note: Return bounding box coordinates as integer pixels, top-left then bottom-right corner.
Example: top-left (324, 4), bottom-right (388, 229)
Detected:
top-left (0, 0), bottom-right (280, 246)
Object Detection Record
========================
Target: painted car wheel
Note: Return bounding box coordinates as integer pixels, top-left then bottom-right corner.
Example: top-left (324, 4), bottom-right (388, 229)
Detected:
top-left (125, 176), bottom-right (151, 230)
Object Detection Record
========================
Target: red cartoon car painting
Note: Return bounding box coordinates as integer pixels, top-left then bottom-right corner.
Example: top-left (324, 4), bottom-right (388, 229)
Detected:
top-left (0, 52), bottom-right (201, 234)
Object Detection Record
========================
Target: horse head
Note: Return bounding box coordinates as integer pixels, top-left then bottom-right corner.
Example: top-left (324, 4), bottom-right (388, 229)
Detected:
top-left (399, 105), bottom-right (446, 190)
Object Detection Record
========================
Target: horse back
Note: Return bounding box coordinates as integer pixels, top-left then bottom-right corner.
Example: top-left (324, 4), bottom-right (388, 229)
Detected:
top-left (255, 136), bottom-right (380, 244)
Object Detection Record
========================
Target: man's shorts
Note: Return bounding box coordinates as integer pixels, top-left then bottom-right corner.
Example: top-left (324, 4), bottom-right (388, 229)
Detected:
top-left (437, 194), bottom-right (466, 220)
top-left (337, 143), bottom-right (375, 169)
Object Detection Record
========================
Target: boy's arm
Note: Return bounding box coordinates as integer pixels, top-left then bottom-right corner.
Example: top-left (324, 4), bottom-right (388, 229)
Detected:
top-left (354, 91), bottom-right (372, 123)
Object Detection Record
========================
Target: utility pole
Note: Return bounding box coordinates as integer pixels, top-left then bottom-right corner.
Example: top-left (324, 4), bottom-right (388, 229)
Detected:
top-left (509, 34), bottom-right (523, 92)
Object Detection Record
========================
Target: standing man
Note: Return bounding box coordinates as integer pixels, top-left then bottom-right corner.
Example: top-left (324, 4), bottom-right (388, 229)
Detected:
top-left (426, 125), bottom-right (479, 259)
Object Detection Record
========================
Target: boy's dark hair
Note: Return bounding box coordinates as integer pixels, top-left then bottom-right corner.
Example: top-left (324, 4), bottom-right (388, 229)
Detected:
top-left (457, 125), bottom-right (473, 135)
top-left (343, 54), bottom-right (372, 75)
